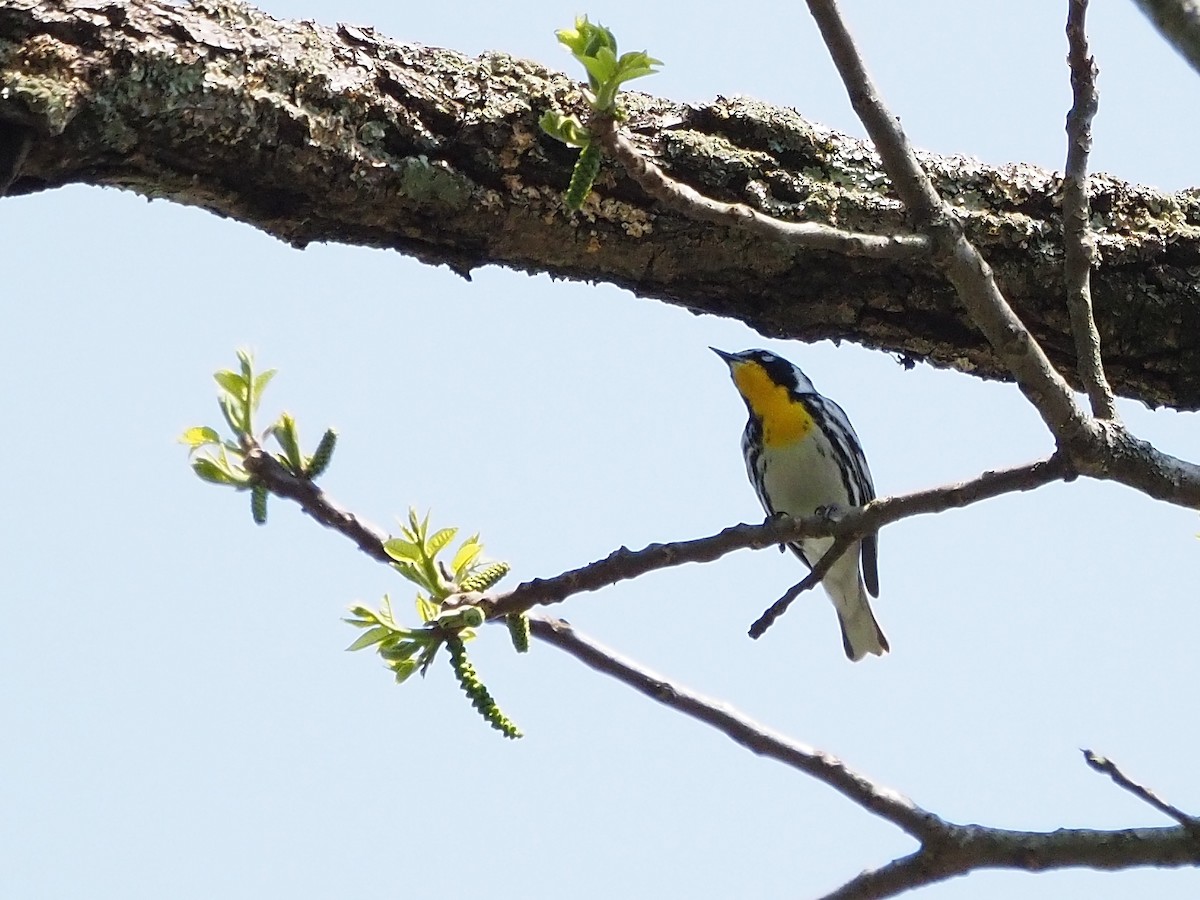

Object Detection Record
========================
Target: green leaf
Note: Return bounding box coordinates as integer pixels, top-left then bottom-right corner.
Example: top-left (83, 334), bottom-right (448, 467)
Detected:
top-left (415, 594), bottom-right (439, 624)
top-left (191, 457), bottom-right (243, 486)
top-left (180, 426), bottom-right (221, 448)
top-left (384, 539), bottom-right (422, 562)
top-left (251, 369), bottom-right (277, 409)
top-left (378, 639), bottom-right (423, 662)
top-left (344, 615), bottom-right (379, 629)
top-left (426, 527), bottom-right (457, 557)
top-left (539, 111), bottom-right (590, 148)
top-left (450, 537), bottom-right (483, 576)
top-left (213, 370), bottom-right (248, 399)
top-left (579, 46), bottom-right (618, 86)
top-left (418, 640), bottom-right (441, 675)
top-left (217, 395), bottom-right (242, 435)
top-left (273, 412), bottom-right (303, 472)
top-left (236, 348), bottom-right (254, 377)
top-left (407, 507), bottom-right (422, 538)
top-left (615, 50), bottom-right (662, 83)
top-left (391, 658), bottom-right (419, 684)
top-left (345, 625), bottom-right (392, 652)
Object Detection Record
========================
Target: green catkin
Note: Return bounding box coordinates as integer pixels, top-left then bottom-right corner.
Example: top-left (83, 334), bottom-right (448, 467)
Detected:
top-left (458, 561), bottom-right (511, 593)
top-left (305, 428), bottom-right (338, 479)
top-left (505, 613), bottom-right (531, 653)
top-left (445, 634), bottom-right (522, 739)
top-left (566, 142), bottom-right (601, 211)
top-left (251, 482), bottom-right (268, 524)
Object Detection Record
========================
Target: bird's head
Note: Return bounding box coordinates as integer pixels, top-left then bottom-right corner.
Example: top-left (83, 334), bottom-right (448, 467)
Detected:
top-left (711, 348), bottom-right (819, 445)
top-left (711, 348), bottom-right (817, 402)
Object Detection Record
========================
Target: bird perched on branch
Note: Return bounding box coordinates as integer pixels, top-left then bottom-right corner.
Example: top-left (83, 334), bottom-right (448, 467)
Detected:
top-left (713, 348), bottom-right (888, 660)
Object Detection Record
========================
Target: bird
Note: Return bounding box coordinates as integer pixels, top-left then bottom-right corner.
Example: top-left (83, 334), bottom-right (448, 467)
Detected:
top-left (712, 347), bottom-right (888, 660)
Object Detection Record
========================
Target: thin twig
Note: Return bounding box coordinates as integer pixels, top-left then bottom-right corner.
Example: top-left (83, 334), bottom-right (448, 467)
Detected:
top-left (527, 615), bottom-right (942, 839)
top-left (243, 448), bottom-right (392, 564)
top-left (530, 615), bottom-right (1200, 899)
top-left (589, 114), bottom-right (931, 261)
top-left (748, 533), bottom-right (854, 638)
top-left (244, 445), bottom-right (1070, 621)
top-left (802, 0), bottom-right (1093, 454)
top-left (485, 454), bottom-right (1072, 618)
top-left (1064, 0), bottom-right (1118, 420)
top-left (245, 441), bottom-right (1200, 895)
top-left (1083, 750), bottom-right (1200, 831)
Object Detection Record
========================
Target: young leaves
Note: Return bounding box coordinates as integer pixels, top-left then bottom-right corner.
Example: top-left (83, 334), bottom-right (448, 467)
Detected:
top-left (182, 351), bottom-right (337, 524)
top-left (541, 15), bottom-right (661, 210)
top-left (354, 511), bottom-right (523, 737)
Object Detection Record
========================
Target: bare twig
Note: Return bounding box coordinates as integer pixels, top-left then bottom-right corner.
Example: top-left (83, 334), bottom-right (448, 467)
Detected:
top-left (748, 533), bottom-right (854, 638)
top-left (530, 616), bottom-right (1200, 899)
top-left (1131, 0), bottom-right (1200, 76)
top-left (246, 443), bottom-right (1069, 622)
top-left (244, 442), bottom-right (1198, 895)
top-left (528, 615), bottom-right (940, 838)
top-left (802, 0), bottom-right (1092, 453)
top-left (1084, 750), bottom-right (1200, 831)
top-left (243, 448), bottom-right (392, 565)
top-left (589, 115), bottom-right (930, 260)
top-left (1064, 0), bottom-right (1118, 420)
top-left (796, 0), bottom-right (1200, 511)
top-left (485, 455), bottom-right (1072, 618)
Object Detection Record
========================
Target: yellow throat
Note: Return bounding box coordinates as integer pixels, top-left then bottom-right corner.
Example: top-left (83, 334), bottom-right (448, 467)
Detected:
top-left (731, 361), bottom-right (815, 447)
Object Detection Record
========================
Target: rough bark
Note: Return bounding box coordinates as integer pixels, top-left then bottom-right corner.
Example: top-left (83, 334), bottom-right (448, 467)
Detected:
top-left (4, 0), bottom-right (1200, 408)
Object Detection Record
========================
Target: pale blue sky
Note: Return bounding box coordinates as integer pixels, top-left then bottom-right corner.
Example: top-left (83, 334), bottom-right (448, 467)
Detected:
top-left (3, 2), bottom-right (1199, 898)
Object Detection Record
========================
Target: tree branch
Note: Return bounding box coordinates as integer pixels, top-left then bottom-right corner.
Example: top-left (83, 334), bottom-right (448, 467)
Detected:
top-left (527, 615), bottom-right (940, 838)
top-left (588, 114), bottom-right (930, 260)
top-left (748, 532), bottom-right (853, 639)
top-left (1131, 0), bottom-right (1200, 75)
top-left (804, 0), bottom-right (1090, 451)
top-left (240, 442), bottom-right (1196, 895)
top-left (243, 443), bottom-right (1071, 622)
top-left (529, 616), bottom-right (1200, 900)
top-left (1064, 0), bottom-right (1118, 421)
top-left (6, 0), bottom-right (1200, 408)
top-left (799, 0), bottom-right (1200, 511)
top-left (483, 455), bottom-right (1073, 619)
top-left (1084, 750), bottom-right (1200, 831)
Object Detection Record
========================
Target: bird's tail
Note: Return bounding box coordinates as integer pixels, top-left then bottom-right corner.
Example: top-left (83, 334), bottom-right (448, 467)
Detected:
top-left (825, 549), bottom-right (889, 661)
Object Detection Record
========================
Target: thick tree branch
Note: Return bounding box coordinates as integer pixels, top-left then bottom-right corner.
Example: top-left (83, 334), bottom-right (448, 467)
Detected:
top-left (1132, 0), bottom-right (1200, 75)
top-left (6, 0), bottom-right (1200, 408)
top-left (1064, 0), bottom-right (1118, 420)
top-left (821, 821), bottom-right (1200, 900)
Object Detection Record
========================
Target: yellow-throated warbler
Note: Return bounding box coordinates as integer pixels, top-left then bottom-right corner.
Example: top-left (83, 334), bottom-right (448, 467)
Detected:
top-left (713, 348), bottom-right (888, 660)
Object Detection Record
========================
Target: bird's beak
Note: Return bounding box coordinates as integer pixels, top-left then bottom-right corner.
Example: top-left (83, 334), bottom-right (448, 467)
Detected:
top-left (710, 347), bottom-right (738, 365)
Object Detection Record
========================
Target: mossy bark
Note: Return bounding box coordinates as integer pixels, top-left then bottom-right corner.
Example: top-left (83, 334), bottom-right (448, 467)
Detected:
top-left (4, 0), bottom-right (1200, 407)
